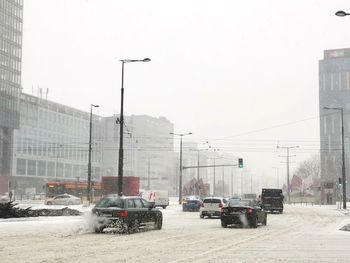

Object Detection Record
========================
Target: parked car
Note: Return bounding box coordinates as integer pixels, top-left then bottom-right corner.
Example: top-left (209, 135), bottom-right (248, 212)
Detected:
top-left (200, 197), bottom-right (227, 218)
top-left (91, 195), bottom-right (163, 234)
top-left (46, 194), bottom-right (82, 205)
top-left (220, 199), bottom-right (267, 228)
top-left (182, 196), bottom-right (202, 212)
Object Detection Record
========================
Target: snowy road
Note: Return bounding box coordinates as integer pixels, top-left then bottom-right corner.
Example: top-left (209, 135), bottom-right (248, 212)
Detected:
top-left (1, 203), bottom-right (350, 263)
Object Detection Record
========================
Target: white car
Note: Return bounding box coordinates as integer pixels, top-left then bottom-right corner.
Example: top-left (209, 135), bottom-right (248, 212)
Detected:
top-left (46, 194), bottom-right (81, 205)
top-left (200, 197), bottom-right (227, 218)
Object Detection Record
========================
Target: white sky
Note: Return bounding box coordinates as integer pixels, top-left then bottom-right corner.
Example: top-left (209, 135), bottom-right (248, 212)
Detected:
top-left (21, 0), bottom-right (350, 184)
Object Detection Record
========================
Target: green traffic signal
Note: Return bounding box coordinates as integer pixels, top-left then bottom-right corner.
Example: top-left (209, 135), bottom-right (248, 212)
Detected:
top-left (238, 158), bottom-right (243, 168)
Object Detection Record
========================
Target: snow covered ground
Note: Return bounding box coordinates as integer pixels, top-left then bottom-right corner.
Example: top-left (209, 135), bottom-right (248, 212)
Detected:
top-left (1, 201), bottom-right (350, 262)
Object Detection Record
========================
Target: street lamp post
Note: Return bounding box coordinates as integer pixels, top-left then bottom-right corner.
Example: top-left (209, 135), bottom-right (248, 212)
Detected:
top-left (88, 104), bottom-right (99, 204)
top-left (170, 132), bottom-right (192, 204)
top-left (324, 106), bottom-right (347, 209)
top-left (118, 58), bottom-right (150, 196)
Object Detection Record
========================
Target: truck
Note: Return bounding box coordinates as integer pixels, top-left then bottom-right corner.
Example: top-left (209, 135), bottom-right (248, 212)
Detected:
top-left (140, 190), bottom-right (169, 209)
top-left (261, 188), bottom-right (284, 213)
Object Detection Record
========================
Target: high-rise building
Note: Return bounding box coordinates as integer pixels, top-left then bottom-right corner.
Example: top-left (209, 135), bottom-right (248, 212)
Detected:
top-left (0, 0), bottom-right (23, 192)
top-left (319, 48), bottom-right (350, 204)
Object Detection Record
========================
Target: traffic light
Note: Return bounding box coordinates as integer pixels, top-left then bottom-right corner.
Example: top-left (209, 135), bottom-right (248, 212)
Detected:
top-left (238, 158), bottom-right (243, 168)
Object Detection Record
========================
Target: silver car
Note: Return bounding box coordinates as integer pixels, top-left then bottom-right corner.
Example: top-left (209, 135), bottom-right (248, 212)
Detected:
top-left (200, 197), bottom-right (227, 218)
top-left (46, 194), bottom-right (81, 205)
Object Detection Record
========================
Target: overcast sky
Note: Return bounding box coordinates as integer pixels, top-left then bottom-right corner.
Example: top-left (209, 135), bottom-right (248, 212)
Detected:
top-left (21, 0), bottom-right (350, 184)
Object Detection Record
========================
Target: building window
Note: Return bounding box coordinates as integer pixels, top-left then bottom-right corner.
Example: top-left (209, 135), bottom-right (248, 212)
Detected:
top-left (27, 160), bottom-right (36, 176)
top-left (16, 158), bottom-right (26, 175)
top-left (38, 161), bottom-right (46, 177)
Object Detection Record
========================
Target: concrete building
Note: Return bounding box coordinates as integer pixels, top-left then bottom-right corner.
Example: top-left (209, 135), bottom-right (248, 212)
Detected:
top-left (0, 0), bottom-right (23, 193)
top-left (12, 93), bottom-right (103, 194)
top-left (319, 48), bottom-right (350, 204)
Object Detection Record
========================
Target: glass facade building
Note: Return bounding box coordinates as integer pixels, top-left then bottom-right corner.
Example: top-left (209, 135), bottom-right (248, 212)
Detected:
top-left (319, 48), bottom-right (350, 203)
top-left (0, 0), bottom-right (23, 192)
top-left (12, 93), bottom-right (103, 194)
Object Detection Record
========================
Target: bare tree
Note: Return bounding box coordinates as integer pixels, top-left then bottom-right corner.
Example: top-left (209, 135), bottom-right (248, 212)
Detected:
top-left (295, 155), bottom-right (321, 180)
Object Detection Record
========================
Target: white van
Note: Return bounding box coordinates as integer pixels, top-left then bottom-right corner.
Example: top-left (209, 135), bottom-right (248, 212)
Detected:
top-left (140, 190), bottom-right (169, 209)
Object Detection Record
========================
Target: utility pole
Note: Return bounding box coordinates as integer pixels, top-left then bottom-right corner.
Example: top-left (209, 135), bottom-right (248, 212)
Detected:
top-left (88, 104), bottom-right (99, 204)
top-left (277, 145), bottom-right (299, 204)
top-left (324, 106), bottom-right (347, 209)
top-left (170, 132), bottom-right (192, 204)
top-left (222, 167), bottom-right (225, 197)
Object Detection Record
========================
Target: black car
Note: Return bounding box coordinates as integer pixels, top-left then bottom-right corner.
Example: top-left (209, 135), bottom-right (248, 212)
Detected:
top-left (220, 199), bottom-right (267, 228)
top-left (91, 195), bottom-right (163, 233)
top-left (182, 196), bottom-right (202, 212)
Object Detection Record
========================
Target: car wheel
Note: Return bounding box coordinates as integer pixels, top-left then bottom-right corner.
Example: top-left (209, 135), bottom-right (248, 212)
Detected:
top-left (251, 217), bottom-right (258, 228)
top-left (200, 213), bottom-right (204, 219)
top-left (129, 220), bottom-right (140, 233)
top-left (94, 225), bottom-right (104, 233)
top-left (221, 221), bottom-right (227, 228)
top-left (280, 210), bottom-right (283, 214)
top-left (155, 216), bottom-right (162, 230)
top-left (47, 201), bottom-right (52, 205)
top-left (162, 206), bottom-right (167, 209)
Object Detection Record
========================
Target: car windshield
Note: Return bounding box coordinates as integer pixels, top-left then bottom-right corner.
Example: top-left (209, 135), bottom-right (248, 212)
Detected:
top-left (203, 199), bottom-right (221, 203)
top-left (95, 197), bottom-right (124, 208)
top-left (228, 199), bottom-right (252, 207)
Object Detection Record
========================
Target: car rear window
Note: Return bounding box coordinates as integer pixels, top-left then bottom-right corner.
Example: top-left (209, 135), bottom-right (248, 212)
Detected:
top-left (95, 197), bottom-right (124, 208)
top-left (203, 199), bottom-right (221, 203)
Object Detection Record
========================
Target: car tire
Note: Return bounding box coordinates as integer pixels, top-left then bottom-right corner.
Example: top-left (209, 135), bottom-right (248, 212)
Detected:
top-left (94, 226), bottom-right (104, 233)
top-left (47, 201), bottom-right (52, 205)
top-left (162, 206), bottom-right (167, 209)
top-left (221, 221), bottom-right (227, 228)
top-left (280, 210), bottom-right (283, 214)
top-left (155, 216), bottom-right (162, 230)
top-left (129, 220), bottom-right (140, 233)
top-left (200, 213), bottom-right (204, 219)
top-left (251, 217), bottom-right (258, 228)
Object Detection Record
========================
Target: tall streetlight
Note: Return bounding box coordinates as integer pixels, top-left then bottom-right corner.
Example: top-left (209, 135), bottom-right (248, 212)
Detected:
top-left (170, 132), bottom-right (192, 204)
top-left (118, 58), bottom-right (151, 196)
top-left (324, 106), bottom-right (347, 209)
top-left (87, 104), bottom-right (99, 204)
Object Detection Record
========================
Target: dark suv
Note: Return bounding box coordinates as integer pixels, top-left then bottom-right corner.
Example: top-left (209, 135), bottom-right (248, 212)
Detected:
top-left (91, 195), bottom-right (163, 233)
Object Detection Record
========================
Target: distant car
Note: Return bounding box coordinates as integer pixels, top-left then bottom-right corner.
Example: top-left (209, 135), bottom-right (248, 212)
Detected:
top-left (182, 196), bottom-right (202, 212)
top-left (46, 194), bottom-right (82, 205)
top-left (220, 199), bottom-right (267, 228)
top-left (0, 193), bottom-right (10, 203)
top-left (91, 195), bottom-right (163, 234)
top-left (200, 197), bottom-right (227, 218)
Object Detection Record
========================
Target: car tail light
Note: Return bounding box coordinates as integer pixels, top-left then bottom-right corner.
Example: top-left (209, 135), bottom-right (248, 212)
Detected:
top-left (120, 210), bottom-right (128, 218)
top-left (247, 208), bottom-right (253, 214)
